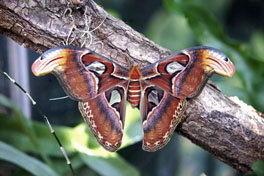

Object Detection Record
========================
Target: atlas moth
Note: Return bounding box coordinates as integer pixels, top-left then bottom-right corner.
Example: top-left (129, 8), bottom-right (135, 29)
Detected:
top-left (31, 46), bottom-right (235, 152)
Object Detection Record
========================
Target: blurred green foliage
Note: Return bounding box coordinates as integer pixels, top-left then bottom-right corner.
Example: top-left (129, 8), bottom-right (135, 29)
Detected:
top-left (0, 94), bottom-right (141, 175)
top-left (1, 0), bottom-right (264, 175)
top-left (245, 160), bottom-right (264, 176)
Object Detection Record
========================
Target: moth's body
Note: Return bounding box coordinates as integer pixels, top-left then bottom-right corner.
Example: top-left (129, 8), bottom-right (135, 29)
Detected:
top-left (126, 66), bottom-right (142, 108)
top-left (32, 46), bottom-right (235, 152)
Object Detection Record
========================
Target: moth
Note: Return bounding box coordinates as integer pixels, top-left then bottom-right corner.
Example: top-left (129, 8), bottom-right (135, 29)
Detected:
top-left (31, 46), bottom-right (235, 152)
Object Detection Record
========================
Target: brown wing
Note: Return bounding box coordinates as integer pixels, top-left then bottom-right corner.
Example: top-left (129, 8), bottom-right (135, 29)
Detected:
top-left (141, 46), bottom-right (235, 99)
top-left (32, 46), bottom-right (129, 101)
top-left (78, 83), bottom-right (127, 152)
top-left (140, 85), bottom-right (187, 152)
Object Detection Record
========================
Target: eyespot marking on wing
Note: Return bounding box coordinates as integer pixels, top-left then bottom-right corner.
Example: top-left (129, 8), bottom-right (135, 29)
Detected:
top-left (83, 61), bottom-right (106, 75)
top-left (165, 61), bottom-right (185, 74)
top-left (108, 90), bottom-right (122, 106)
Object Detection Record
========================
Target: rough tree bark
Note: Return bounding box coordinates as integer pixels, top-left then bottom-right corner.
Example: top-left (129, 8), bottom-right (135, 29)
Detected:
top-left (0, 0), bottom-right (263, 173)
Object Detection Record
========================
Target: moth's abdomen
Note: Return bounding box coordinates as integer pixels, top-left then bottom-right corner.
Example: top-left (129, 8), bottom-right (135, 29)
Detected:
top-left (128, 81), bottom-right (141, 108)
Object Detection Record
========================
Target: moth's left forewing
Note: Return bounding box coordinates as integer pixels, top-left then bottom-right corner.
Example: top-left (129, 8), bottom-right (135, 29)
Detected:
top-left (140, 86), bottom-right (187, 152)
top-left (78, 83), bottom-right (127, 152)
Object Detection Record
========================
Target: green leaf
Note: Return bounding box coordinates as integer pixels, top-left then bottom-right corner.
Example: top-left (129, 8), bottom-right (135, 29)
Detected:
top-left (250, 31), bottom-right (264, 63)
top-left (70, 121), bottom-right (140, 176)
top-left (0, 114), bottom-right (141, 175)
top-left (0, 141), bottom-right (58, 176)
top-left (0, 94), bottom-right (53, 166)
top-left (71, 120), bottom-right (140, 176)
top-left (121, 104), bottom-right (142, 148)
top-left (145, 8), bottom-right (195, 51)
top-left (0, 94), bottom-right (141, 175)
top-left (253, 160), bottom-right (264, 176)
top-left (0, 113), bottom-right (82, 175)
top-left (80, 150), bottom-right (139, 176)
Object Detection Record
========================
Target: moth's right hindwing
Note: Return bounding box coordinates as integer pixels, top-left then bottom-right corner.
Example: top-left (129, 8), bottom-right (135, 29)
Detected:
top-left (140, 86), bottom-right (187, 152)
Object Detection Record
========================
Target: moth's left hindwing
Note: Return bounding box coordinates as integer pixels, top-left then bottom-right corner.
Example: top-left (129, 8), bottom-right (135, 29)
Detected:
top-left (78, 83), bottom-right (127, 152)
top-left (140, 86), bottom-right (187, 152)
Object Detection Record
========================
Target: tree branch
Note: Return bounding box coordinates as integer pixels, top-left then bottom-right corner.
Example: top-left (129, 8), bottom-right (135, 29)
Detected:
top-left (0, 0), bottom-right (263, 173)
